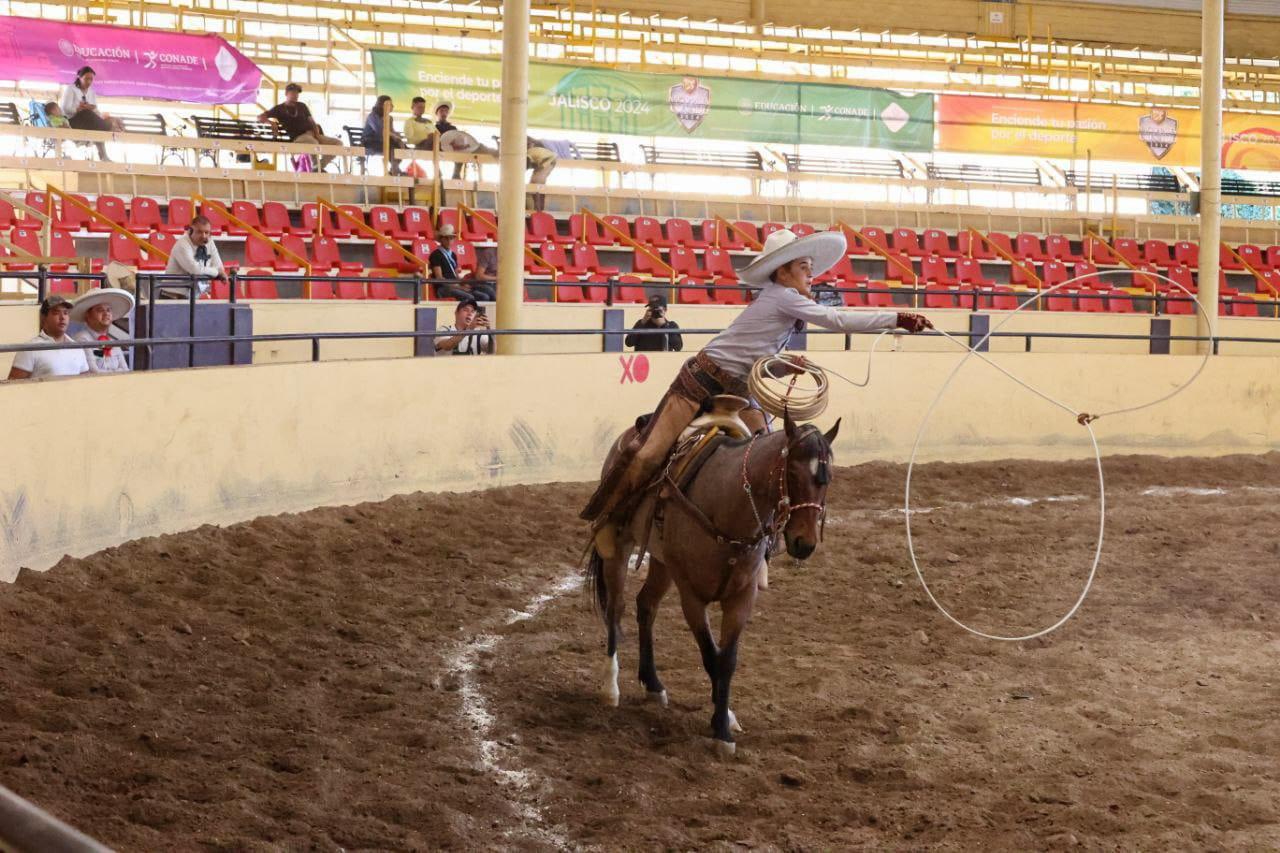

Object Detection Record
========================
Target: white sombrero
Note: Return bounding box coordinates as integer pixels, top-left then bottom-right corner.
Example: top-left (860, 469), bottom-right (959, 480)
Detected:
top-left (739, 229), bottom-right (848, 286)
top-left (69, 288), bottom-right (134, 323)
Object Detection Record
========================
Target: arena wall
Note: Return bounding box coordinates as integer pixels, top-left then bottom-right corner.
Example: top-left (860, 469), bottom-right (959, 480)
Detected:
top-left (2, 349), bottom-right (1277, 581)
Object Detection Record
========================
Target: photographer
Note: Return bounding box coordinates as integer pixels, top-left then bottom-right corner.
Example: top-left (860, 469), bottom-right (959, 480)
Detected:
top-left (435, 298), bottom-right (494, 355)
top-left (625, 296), bottom-right (683, 353)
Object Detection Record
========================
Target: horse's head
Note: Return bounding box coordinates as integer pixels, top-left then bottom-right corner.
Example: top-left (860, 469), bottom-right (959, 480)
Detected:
top-left (781, 412), bottom-right (840, 560)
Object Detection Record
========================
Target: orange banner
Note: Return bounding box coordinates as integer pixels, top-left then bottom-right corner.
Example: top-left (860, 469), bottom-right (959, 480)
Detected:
top-left (938, 95), bottom-right (1280, 170)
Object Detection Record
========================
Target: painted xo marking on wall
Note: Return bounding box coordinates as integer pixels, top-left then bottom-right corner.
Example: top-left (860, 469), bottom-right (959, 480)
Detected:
top-left (619, 354), bottom-right (649, 384)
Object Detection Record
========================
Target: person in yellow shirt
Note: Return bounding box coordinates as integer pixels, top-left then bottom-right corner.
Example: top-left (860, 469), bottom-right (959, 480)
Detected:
top-left (404, 97), bottom-right (436, 150)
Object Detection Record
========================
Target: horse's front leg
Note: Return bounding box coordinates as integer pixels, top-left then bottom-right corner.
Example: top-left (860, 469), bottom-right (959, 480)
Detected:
top-left (636, 557), bottom-right (673, 705)
top-left (710, 581), bottom-right (758, 757)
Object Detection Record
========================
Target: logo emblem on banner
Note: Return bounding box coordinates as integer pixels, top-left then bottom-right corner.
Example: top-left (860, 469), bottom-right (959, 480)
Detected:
top-left (1138, 109), bottom-right (1178, 160)
top-left (214, 46), bottom-right (238, 82)
top-left (57, 38), bottom-right (75, 57)
top-left (669, 77), bottom-right (711, 133)
top-left (880, 102), bottom-right (910, 134)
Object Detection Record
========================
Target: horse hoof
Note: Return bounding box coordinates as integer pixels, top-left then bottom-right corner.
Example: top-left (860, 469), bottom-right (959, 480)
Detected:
top-left (647, 689), bottom-right (668, 707)
top-left (714, 739), bottom-right (737, 760)
top-left (601, 689), bottom-right (619, 707)
top-left (728, 709), bottom-right (743, 733)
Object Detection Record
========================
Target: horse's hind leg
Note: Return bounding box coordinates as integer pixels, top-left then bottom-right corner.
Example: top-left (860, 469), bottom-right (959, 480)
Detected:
top-left (636, 558), bottom-right (673, 706)
top-left (597, 548), bottom-right (631, 707)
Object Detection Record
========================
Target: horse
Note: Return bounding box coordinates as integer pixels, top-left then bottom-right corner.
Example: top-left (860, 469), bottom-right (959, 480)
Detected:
top-left (585, 409), bottom-right (840, 757)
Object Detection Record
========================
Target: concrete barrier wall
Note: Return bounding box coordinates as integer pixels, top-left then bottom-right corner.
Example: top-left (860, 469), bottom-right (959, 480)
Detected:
top-left (1, 349), bottom-right (1277, 581)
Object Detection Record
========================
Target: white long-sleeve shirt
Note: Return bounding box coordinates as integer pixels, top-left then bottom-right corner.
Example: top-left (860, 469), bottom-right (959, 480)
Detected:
top-left (701, 283), bottom-right (897, 378)
top-left (59, 84), bottom-right (99, 117)
top-left (165, 234), bottom-right (225, 293)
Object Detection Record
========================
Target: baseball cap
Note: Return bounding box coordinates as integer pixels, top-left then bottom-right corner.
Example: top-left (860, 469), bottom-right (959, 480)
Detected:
top-left (456, 297), bottom-right (480, 311)
top-left (647, 294), bottom-right (668, 309)
top-left (39, 294), bottom-right (73, 315)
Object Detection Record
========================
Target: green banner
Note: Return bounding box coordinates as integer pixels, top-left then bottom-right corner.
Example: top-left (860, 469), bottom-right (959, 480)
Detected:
top-left (371, 50), bottom-right (934, 151)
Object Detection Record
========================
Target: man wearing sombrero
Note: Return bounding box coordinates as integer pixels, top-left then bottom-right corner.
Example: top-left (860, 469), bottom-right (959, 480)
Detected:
top-left (581, 227), bottom-right (932, 531)
top-left (70, 288), bottom-right (134, 373)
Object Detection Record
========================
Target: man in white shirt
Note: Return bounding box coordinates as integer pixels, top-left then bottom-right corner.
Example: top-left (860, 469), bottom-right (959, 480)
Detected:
top-left (165, 215), bottom-right (228, 296)
top-left (581, 228), bottom-right (932, 530)
top-left (435, 298), bottom-right (494, 355)
top-left (70, 288), bottom-right (134, 373)
top-left (7, 295), bottom-right (91, 380)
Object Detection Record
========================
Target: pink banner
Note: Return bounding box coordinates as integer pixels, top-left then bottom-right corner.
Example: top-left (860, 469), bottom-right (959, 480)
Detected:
top-left (0, 16), bottom-right (261, 104)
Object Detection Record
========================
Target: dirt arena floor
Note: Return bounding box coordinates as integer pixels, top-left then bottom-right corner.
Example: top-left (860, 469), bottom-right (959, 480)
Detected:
top-left (1, 453), bottom-right (1278, 851)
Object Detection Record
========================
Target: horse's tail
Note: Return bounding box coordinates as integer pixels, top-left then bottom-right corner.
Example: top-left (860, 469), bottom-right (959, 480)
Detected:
top-left (583, 545), bottom-right (608, 616)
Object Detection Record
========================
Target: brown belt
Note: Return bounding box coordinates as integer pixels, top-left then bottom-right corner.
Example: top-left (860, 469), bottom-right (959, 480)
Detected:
top-left (685, 351), bottom-right (749, 399)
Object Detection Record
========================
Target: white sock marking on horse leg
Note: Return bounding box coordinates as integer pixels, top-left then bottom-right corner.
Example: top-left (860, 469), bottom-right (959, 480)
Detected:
top-left (647, 689), bottom-right (668, 707)
top-left (601, 652), bottom-right (620, 706)
top-left (727, 708), bottom-right (742, 733)
top-left (715, 739), bottom-right (737, 760)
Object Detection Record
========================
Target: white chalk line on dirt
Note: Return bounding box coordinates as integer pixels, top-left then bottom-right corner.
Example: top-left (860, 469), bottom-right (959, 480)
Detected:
top-left (443, 569), bottom-right (582, 847)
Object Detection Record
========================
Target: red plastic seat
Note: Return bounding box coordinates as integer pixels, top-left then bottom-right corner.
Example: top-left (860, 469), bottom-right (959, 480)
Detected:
top-left (198, 203), bottom-right (232, 235)
top-left (987, 232), bottom-right (1016, 259)
top-left (813, 254), bottom-right (855, 285)
top-left (461, 209), bottom-right (497, 242)
top-left (1143, 239), bottom-right (1173, 268)
top-left (1015, 233), bottom-right (1049, 262)
top-left (1166, 264), bottom-right (1196, 294)
top-left (669, 246), bottom-right (704, 280)
top-left (860, 227), bottom-right (890, 254)
top-left (890, 228), bottom-right (924, 258)
top-left (1044, 290), bottom-right (1075, 311)
top-left (243, 276), bottom-right (280, 299)
top-left (884, 251), bottom-right (917, 285)
top-left (923, 284), bottom-right (957, 308)
top-left (228, 201), bottom-right (264, 237)
top-left (731, 221), bottom-right (762, 248)
top-left (955, 258), bottom-right (995, 287)
top-left (865, 282), bottom-right (897, 308)
top-left (24, 192), bottom-right (54, 222)
top-left (107, 231), bottom-right (150, 268)
top-left (572, 242), bottom-right (620, 277)
top-left (337, 205), bottom-right (366, 232)
top-left (1042, 260), bottom-right (1070, 289)
top-left (411, 238), bottom-right (438, 272)
top-left (582, 274), bottom-right (613, 302)
top-left (1045, 234), bottom-right (1084, 263)
top-left (261, 201), bottom-right (303, 237)
top-left (677, 276), bottom-right (714, 304)
top-left (662, 218), bottom-right (705, 250)
top-left (402, 207), bottom-right (434, 240)
top-left (367, 276), bottom-right (405, 300)
top-left (550, 275), bottom-right (586, 303)
top-left (244, 234), bottom-right (279, 269)
top-left (632, 246), bottom-right (668, 278)
top-left (1229, 295), bottom-right (1259, 317)
top-left (760, 222), bottom-right (787, 240)
top-left (1113, 238), bottom-right (1142, 266)
top-left (368, 206), bottom-right (410, 240)
top-left (301, 203), bottom-right (349, 238)
top-left (86, 195), bottom-right (127, 233)
top-left (278, 235), bottom-right (308, 272)
top-left (955, 231), bottom-right (997, 260)
top-left (1073, 261), bottom-right (1106, 291)
top-left (570, 214), bottom-right (611, 246)
top-left (53, 194), bottom-right (93, 232)
top-left (1011, 261), bottom-right (1041, 288)
top-left (920, 255), bottom-right (956, 286)
top-left (1220, 244), bottom-right (1244, 271)
top-left (166, 198), bottom-right (194, 233)
top-left (1237, 244), bottom-right (1268, 272)
top-left (614, 275), bottom-right (649, 304)
top-left (923, 229), bottom-right (959, 259)
top-left (452, 240), bottom-right (478, 275)
top-left (1082, 236), bottom-right (1120, 265)
top-left (538, 241), bottom-right (588, 276)
top-left (312, 235), bottom-right (362, 273)
top-left (374, 236), bottom-right (419, 273)
top-left (127, 196), bottom-right (165, 234)
top-left (9, 226), bottom-right (45, 270)
top-left (527, 211), bottom-right (570, 245)
top-left (1174, 241), bottom-right (1199, 268)
top-left (1077, 288), bottom-right (1106, 312)
top-left (790, 223), bottom-right (816, 238)
top-left (1264, 246), bottom-right (1280, 272)
top-left (1132, 263), bottom-right (1161, 292)
top-left (145, 231), bottom-right (176, 268)
top-left (712, 281), bottom-right (749, 305)
top-left (335, 280), bottom-right (367, 299)
top-left (633, 216), bottom-right (672, 249)
top-left (306, 279), bottom-right (335, 299)
top-left (0, 196), bottom-right (14, 230)
top-left (1164, 291), bottom-right (1194, 314)
top-left (1107, 290), bottom-right (1136, 313)
top-left (702, 219), bottom-right (745, 251)
top-left (1257, 270), bottom-right (1280, 296)
top-left (602, 215), bottom-right (632, 243)
top-left (984, 285), bottom-right (1019, 311)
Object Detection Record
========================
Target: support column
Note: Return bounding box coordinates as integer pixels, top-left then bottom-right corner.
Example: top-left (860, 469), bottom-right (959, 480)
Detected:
top-left (495, 0), bottom-right (530, 355)
top-left (1197, 0), bottom-right (1224, 354)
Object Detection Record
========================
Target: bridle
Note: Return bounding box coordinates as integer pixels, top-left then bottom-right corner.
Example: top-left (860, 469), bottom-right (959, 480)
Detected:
top-left (741, 425), bottom-right (830, 545)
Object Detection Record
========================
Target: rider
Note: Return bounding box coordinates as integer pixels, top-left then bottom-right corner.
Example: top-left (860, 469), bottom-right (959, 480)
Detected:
top-left (581, 227), bottom-right (933, 553)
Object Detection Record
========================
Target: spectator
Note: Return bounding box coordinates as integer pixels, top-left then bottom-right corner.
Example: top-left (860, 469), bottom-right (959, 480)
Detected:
top-left (7, 295), bottom-right (90, 380)
top-left (70, 288), bottom-right (133, 373)
top-left (165, 215), bottom-right (228, 296)
top-left (526, 136), bottom-right (558, 213)
top-left (428, 224), bottom-right (493, 301)
top-left (44, 102), bottom-right (69, 128)
top-left (625, 295), bottom-right (683, 352)
top-left (404, 97), bottom-right (436, 150)
top-left (435, 297), bottom-right (494, 355)
top-left (469, 245), bottom-right (498, 301)
top-left (363, 95), bottom-right (404, 176)
top-left (59, 66), bottom-right (123, 162)
top-left (258, 83), bottom-right (341, 171)
top-left (435, 101), bottom-right (498, 179)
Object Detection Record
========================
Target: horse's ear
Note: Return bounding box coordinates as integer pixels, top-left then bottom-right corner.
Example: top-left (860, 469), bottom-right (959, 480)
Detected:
top-left (783, 407), bottom-right (798, 441)
top-left (823, 418), bottom-right (841, 446)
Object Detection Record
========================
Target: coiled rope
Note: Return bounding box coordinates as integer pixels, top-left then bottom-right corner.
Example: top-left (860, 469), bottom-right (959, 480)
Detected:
top-left (756, 270), bottom-right (1213, 641)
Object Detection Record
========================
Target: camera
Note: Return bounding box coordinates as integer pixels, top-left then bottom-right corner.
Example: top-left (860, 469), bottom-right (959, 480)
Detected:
top-left (475, 305), bottom-right (486, 316)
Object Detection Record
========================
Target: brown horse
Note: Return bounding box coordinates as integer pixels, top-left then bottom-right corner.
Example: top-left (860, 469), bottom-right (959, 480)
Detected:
top-left (586, 410), bottom-right (839, 757)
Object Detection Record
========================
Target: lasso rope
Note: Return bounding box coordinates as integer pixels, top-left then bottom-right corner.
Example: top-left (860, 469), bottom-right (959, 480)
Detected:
top-left (762, 270), bottom-right (1213, 641)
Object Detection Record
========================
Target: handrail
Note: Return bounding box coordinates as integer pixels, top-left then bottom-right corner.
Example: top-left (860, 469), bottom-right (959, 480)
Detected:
top-left (194, 194), bottom-right (313, 296)
top-left (837, 220), bottom-right (918, 285)
top-left (1085, 229), bottom-right (1139, 271)
top-left (1223, 242), bottom-right (1271, 294)
top-left (713, 215), bottom-right (763, 250)
top-left (316, 197), bottom-right (426, 284)
top-left (581, 207), bottom-right (676, 284)
top-left (964, 227), bottom-right (1043, 288)
top-left (48, 183), bottom-right (169, 264)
